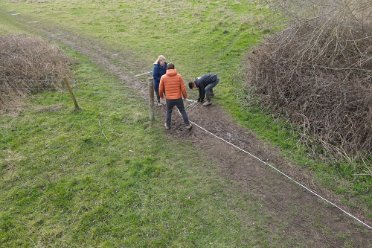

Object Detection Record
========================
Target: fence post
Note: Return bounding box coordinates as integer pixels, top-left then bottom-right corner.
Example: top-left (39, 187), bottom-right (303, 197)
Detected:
top-left (63, 78), bottom-right (81, 111)
top-left (148, 77), bottom-right (155, 123)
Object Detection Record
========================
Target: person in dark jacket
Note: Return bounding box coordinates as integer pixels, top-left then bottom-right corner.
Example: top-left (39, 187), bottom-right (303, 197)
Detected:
top-left (188, 73), bottom-right (219, 106)
top-left (153, 55), bottom-right (167, 106)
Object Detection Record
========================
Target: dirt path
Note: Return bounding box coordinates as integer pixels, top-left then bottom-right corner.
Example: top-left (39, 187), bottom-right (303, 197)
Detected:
top-left (10, 13), bottom-right (371, 247)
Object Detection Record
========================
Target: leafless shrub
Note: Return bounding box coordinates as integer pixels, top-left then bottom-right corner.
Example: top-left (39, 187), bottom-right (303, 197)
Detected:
top-left (0, 35), bottom-right (72, 111)
top-left (245, 1), bottom-right (372, 160)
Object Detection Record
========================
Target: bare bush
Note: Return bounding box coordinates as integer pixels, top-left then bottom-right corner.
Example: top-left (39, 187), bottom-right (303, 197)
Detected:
top-left (0, 35), bottom-right (72, 110)
top-left (245, 1), bottom-right (372, 160)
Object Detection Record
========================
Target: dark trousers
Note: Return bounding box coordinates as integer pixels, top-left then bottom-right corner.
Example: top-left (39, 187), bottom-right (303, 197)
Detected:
top-left (166, 98), bottom-right (190, 127)
top-left (205, 78), bottom-right (219, 101)
top-left (154, 82), bottom-right (160, 102)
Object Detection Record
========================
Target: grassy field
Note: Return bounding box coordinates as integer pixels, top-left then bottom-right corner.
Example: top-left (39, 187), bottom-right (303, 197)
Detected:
top-left (0, 43), bottom-right (299, 246)
top-left (2, 0), bottom-right (364, 217)
top-left (0, 0), bottom-right (370, 245)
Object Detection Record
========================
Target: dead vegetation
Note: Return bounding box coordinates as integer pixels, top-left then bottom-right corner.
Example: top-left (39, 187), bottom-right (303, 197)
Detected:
top-left (245, 0), bottom-right (372, 160)
top-left (0, 35), bottom-right (72, 111)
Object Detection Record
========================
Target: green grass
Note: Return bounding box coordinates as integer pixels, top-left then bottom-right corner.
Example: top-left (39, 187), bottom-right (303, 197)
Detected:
top-left (0, 39), bottom-right (311, 245)
top-left (0, 10), bottom-right (24, 34)
top-left (0, 0), bottom-right (370, 243)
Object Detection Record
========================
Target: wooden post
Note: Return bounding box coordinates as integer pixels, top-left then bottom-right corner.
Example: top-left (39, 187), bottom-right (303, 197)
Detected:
top-left (63, 78), bottom-right (81, 111)
top-left (148, 77), bottom-right (155, 122)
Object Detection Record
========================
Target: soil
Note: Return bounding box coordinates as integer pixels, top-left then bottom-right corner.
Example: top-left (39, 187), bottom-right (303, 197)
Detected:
top-left (8, 14), bottom-right (372, 247)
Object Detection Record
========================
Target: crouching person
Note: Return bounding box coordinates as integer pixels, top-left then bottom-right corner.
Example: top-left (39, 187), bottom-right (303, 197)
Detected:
top-left (159, 63), bottom-right (192, 130)
top-left (188, 73), bottom-right (219, 106)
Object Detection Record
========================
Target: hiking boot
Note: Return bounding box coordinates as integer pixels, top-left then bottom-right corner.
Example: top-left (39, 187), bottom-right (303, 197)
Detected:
top-left (202, 101), bottom-right (212, 106)
top-left (156, 102), bottom-right (162, 106)
top-left (164, 123), bottom-right (170, 130)
top-left (185, 123), bottom-right (192, 130)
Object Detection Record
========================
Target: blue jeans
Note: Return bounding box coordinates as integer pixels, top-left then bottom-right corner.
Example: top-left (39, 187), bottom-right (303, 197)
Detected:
top-left (205, 77), bottom-right (219, 101)
top-left (166, 98), bottom-right (190, 127)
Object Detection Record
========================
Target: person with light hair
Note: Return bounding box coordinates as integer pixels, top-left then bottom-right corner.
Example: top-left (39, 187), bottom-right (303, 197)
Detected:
top-left (152, 55), bottom-right (167, 106)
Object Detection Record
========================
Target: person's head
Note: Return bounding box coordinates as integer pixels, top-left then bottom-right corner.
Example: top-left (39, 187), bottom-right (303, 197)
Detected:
top-left (167, 63), bottom-right (175, 70)
top-left (154, 55), bottom-right (166, 66)
top-left (188, 80), bottom-right (196, 89)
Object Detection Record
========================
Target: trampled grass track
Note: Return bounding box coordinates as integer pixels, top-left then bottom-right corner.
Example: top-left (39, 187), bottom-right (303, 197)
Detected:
top-left (0, 2), bottom-right (371, 247)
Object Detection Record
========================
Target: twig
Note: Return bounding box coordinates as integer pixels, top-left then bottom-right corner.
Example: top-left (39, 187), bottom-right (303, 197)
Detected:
top-left (98, 114), bottom-right (109, 142)
top-left (135, 71), bottom-right (152, 77)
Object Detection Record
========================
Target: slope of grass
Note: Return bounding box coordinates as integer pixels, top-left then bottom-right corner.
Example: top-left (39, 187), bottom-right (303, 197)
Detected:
top-left (0, 10), bottom-right (24, 34)
top-left (0, 1), bottom-right (278, 78)
top-left (0, 0), bottom-right (370, 228)
top-left (0, 45), bottom-right (305, 246)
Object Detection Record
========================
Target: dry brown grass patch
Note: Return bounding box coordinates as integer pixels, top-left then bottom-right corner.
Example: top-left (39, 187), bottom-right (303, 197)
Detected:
top-left (0, 34), bottom-right (72, 112)
top-left (245, 1), bottom-right (372, 160)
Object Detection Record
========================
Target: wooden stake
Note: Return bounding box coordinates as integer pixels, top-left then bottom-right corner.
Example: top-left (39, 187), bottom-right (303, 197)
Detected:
top-left (63, 78), bottom-right (81, 111)
top-left (148, 77), bottom-right (155, 122)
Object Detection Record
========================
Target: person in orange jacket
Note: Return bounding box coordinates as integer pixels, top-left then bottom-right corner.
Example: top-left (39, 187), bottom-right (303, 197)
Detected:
top-left (159, 63), bottom-right (192, 130)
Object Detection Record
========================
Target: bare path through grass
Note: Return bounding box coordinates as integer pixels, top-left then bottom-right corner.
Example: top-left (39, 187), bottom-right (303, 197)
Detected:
top-left (6, 12), bottom-right (372, 247)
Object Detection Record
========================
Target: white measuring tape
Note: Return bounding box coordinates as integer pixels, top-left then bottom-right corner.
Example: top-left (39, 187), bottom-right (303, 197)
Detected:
top-left (134, 71), bottom-right (152, 77)
top-left (176, 104), bottom-right (371, 230)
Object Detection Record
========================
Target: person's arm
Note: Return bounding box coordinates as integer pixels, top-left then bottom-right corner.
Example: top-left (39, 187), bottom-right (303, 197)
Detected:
top-left (198, 87), bottom-right (205, 102)
top-left (180, 76), bottom-right (187, 99)
top-left (152, 64), bottom-right (159, 83)
top-left (195, 76), bottom-right (205, 102)
top-left (198, 84), bottom-right (205, 102)
top-left (159, 76), bottom-right (165, 98)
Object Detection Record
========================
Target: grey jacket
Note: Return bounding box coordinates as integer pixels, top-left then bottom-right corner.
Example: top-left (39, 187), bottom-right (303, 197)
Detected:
top-left (195, 73), bottom-right (218, 102)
